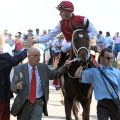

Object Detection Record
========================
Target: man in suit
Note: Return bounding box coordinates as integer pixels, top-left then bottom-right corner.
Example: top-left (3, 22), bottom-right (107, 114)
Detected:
top-left (11, 47), bottom-right (68, 120)
top-left (0, 39), bottom-right (33, 120)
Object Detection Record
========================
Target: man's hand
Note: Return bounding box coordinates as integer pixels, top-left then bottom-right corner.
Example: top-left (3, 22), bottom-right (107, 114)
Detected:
top-left (22, 37), bottom-right (34, 49)
top-left (16, 82), bottom-right (23, 90)
top-left (64, 60), bottom-right (71, 68)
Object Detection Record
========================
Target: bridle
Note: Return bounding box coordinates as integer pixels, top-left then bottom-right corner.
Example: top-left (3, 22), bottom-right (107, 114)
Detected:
top-left (68, 29), bottom-right (90, 78)
top-left (69, 29), bottom-right (90, 63)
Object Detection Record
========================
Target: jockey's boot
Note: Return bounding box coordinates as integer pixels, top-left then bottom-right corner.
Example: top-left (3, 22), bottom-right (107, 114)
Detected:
top-left (57, 51), bottom-right (67, 68)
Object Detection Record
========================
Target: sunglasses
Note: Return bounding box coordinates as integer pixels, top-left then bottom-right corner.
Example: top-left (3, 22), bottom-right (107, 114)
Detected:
top-left (104, 56), bottom-right (114, 60)
top-left (15, 36), bottom-right (20, 38)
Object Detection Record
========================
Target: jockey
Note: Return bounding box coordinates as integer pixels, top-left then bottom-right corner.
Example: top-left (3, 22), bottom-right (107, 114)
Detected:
top-left (33, 1), bottom-right (97, 67)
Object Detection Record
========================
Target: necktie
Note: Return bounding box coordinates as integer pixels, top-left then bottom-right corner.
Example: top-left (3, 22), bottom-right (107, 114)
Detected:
top-left (28, 67), bottom-right (36, 104)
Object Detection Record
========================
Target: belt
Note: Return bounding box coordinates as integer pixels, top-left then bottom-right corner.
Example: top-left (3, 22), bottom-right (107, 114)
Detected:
top-left (27, 96), bottom-right (44, 101)
top-left (98, 98), bottom-right (120, 102)
top-left (26, 96), bottom-right (44, 105)
top-left (36, 96), bottom-right (44, 100)
top-left (99, 98), bottom-right (114, 101)
top-left (115, 43), bottom-right (120, 45)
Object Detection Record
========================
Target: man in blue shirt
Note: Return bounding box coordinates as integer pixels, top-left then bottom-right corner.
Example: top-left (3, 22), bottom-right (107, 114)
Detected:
top-left (75, 48), bottom-right (120, 120)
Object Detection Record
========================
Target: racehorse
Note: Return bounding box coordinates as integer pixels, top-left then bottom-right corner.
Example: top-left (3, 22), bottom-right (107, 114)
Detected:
top-left (60, 28), bottom-right (93, 120)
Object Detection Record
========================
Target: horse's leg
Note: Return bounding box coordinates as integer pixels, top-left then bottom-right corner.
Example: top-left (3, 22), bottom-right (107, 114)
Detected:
top-left (80, 95), bottom-right (92, 120)
top-left (72, 100), bottom-right (81, 120)
top-left (64, 97), bottom-right (73, 120)
top-left (59, 76), bottom-right (65, 105)
top-left (60, 88), bottom-right (64, 105)
top-left (60, 77), bottom-right (72, 119)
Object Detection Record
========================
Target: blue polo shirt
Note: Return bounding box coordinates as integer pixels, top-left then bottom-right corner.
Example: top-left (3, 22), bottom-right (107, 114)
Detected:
top-left (81, 64), bottom-right (120, 100)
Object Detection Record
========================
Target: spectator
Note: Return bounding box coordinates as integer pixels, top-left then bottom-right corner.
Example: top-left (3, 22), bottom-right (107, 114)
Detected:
top-left (113, 32), bottom-right (120, 57)
top-left (2, 29), bottom-right (9, 41)
top-left (0, 36), bottom-right (13, 55)
top-left (96, 31), bottom-right (105, 51)
top-left (13, 33), bottom-right (23, 55)
top-left (104, 32), bottom-right (114, 51)
top-left (116, 52), bottom-right (120, 69)
top-left (34, 28), bottom-right (40, 40)
top-left (5, 33), bottom-right (14, 47)
top-left (89, 37), bottom-right (100, 62)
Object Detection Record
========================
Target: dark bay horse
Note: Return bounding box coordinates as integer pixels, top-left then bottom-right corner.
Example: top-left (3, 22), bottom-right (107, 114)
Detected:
top-left (60, 29), bottom-right (93, 120)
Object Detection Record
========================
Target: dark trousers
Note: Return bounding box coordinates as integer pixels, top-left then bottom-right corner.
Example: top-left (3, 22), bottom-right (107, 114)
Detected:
top-left (97, 99), bottom-right (120, 120)
top-left (0, 101), bottom-right (10, 120)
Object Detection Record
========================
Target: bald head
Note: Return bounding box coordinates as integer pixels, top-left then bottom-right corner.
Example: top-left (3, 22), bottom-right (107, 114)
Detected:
top-left (28, 47), bottom-right (40, 56)
top-left (28, 47), bottom-right (41, 67)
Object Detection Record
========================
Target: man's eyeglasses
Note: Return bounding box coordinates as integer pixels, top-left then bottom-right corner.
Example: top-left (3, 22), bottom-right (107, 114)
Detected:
top-left (28, 55), bottom-right (40, 58)
top-left (104, 56), bottom-right (114, 60)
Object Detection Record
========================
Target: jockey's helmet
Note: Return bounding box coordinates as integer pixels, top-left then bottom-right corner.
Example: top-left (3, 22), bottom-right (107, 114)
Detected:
top-left (56, 1), bottom-right (74, 12)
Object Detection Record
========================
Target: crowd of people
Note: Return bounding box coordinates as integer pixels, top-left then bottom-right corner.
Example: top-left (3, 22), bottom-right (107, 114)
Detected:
top-left (1, 29), bottom-right (120, 68)
top-left (0, 28), bottom-right (67, 65)
top-left (0, 0), bottom-right (120, 120)
top-left (97, 31), bottom-right (120, 57)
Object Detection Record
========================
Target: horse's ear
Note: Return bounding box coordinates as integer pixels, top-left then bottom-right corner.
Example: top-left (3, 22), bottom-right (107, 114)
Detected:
top-left (84, 19), bottom-right (89, 31)
top-left (70, 19), bottom-right (89, 31)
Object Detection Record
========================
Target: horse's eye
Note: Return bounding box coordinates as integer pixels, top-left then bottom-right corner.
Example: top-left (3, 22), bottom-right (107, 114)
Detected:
top-left (79, 34), bottom-right (83, 38)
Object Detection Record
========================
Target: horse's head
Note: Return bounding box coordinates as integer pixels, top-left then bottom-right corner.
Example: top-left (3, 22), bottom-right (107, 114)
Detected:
top-left (71, 29), bottom-right (90, 65)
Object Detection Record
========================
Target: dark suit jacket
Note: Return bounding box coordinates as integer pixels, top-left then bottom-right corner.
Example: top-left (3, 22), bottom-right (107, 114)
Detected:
top-left (11, 63), bottom-right (67, 116)
top-left (0, 49), bottom-right (27, 101)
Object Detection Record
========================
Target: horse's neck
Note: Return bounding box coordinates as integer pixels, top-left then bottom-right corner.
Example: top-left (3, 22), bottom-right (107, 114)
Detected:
top-left (69, 62), bottom-right (80, 73)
